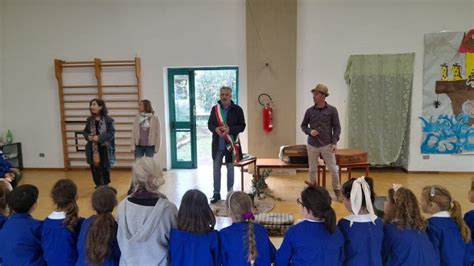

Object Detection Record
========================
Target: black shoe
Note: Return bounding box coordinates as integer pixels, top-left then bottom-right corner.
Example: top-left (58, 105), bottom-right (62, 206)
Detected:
top-left (210, 194), bottom-right (221, 204)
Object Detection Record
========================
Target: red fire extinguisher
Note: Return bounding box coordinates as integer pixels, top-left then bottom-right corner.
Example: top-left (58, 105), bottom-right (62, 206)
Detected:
top-left (259, 93), bottom-right (273, 132)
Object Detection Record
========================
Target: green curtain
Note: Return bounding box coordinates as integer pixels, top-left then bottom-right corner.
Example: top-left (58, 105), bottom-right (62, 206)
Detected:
top-left (344, 53), bottom-right (415, 167)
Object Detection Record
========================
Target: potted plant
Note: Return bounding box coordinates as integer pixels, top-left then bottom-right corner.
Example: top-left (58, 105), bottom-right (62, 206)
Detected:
top-left (249, 169), bottom-right (280, 205)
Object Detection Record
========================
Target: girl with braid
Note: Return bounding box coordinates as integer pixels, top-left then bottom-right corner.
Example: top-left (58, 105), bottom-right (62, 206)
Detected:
top-left (76, 186), bottom-right (120, 266)
top-left (41, 179), bottom-right (84, 265)
top-left (421, 185), bottom-right (470, 266)
top-left (382, 185), bottom-right (439, 266)
top-left (276, 186), bottom-right (344, 266)
top-left (219, 191), bottom-right (275, 265)
top-left (170, 189), bottom-right (220, 266)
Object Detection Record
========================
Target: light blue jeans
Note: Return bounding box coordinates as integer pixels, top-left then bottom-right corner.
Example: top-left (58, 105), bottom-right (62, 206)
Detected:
top-left (213, 150), bottom-right (234, 195)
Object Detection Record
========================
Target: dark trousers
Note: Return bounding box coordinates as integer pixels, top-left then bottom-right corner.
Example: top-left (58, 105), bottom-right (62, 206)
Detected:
top-left (134, 145), bottom-right (155, 158)
top-left (212, 150), bottom-right (234, 195)
top-left (90, 166), bottom-right (110, 187)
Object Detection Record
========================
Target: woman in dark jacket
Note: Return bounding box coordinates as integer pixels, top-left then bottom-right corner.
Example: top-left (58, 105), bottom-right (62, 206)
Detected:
top-left (83, 99), bottom-right (115, 188)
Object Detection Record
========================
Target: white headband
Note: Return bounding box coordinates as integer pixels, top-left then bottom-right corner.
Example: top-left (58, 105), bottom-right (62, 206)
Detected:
top-left (350, 176), bottom-right (377, 226)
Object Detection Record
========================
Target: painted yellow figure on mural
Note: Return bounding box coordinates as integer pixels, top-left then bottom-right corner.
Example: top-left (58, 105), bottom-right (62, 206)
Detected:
top-left (440, 64), bottom-right (449, 81)
top-left (452, 63), bottom-right (463, 80)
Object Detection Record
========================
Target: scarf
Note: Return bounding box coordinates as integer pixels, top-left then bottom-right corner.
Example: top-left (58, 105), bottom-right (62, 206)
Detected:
top-left (138, 113), bottom-right (153, 130)
top-left (213, 104), bottom-right (241, 163)
top-left (89, 117), bottom-right (107, 166)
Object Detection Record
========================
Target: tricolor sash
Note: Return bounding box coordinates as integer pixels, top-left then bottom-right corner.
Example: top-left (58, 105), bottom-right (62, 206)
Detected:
top-left (214, 104), bottom-right (241, 162)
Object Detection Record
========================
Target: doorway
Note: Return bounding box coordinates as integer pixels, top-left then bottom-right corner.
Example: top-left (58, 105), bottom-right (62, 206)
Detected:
top-left (168, 67), bottom-right (239, 169)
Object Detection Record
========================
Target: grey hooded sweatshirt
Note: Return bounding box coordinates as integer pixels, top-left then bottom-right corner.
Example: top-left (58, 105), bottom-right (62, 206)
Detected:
top-left (117, 197), bottom-right (178, 266)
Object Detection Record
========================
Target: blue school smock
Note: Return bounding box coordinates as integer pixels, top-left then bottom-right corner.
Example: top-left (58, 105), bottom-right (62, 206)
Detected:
top-left (0, 213), bottom-right (7, 229)
top-left (0, 212), bottom-right (46, 266)
top-left (0, 213), bottom-right (7, 264)
top-left (76, 215), bottom-right (121, 266)
top-left (170, 229), bottom-right (220, 266)
top-left (464, 210), bottom-right (474, 266)
top-left (382, 223), bottom-right (439, 266)
top-left (41, 211), bottom-right (84, 266)
top-left (276, 219), bottom-right (344, 266)
top-left (427, 212), bottom-right (466, 266)
top-left (337, 215), bottom-right (383, 266)
top-left (464, 210), bottom-right (474, 241)
top-left (219, 221), bottom-right (276, 266)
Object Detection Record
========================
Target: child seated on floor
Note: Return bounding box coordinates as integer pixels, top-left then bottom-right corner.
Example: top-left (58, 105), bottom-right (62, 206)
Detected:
top-left (276, 186), bottom-right (344, 266)
top-left (170, 189), bottom-right (220, 266)
top-left (0, 179), bottom-right (12, 228)
top-left (0, 179), bottom-right (13, 265)
top-left (463, 178), bottom-right (474, 266)
top-left (0, 156), bottom-right (20, 188)
top-left (421, 185), bottom-right (470, 266)
top-left (382, 185), bottom-right (439, 266)
top-left (76, 186), bottom-right (121, 266)
top-left (220, 191), bottom-right (276, 265)
top-left (41, 179), bottom-right (84, 266)
top-left (421, 185), bottom-right (471, 265)
top-left (338, 176), bottom-right (383, 266)
top-left (0, 184), bottom-right (46, 266)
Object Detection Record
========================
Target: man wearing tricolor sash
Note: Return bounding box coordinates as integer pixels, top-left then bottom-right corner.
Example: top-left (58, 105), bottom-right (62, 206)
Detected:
top-left (207, 86), bottom-right (246, 204)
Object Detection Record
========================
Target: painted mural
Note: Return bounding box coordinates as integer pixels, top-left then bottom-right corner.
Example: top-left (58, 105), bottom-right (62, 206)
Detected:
top-left (421, 30), bottom-right (474, 154)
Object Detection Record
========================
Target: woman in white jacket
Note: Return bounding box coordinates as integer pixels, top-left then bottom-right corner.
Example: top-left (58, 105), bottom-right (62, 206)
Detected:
top-left (131, 100), bottom-right (161, 159)
top-left (117, 157), bottom-right (177, 265)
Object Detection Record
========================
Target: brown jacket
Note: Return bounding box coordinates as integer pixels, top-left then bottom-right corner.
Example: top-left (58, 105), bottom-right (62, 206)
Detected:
top-left (131, 115), bottom-right (161, 153)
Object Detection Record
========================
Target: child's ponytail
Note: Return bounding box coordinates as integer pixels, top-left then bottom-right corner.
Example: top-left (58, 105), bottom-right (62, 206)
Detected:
top-left (422, 185), bottom-right (471, 242)
top-left (451, 200), bottom-right (471, 243)
top-left (63, 200), bottom-right (80, 232)
top-left (301, 186), bottom-right (337, 234)
top-left (51, 179), bottom-right (80, 232)
top-left (323, 206), bottom-right (337, 234)
top-left (86, 186), bottom-right (118, 266)
top-left (86, 211), bottom-right (117, 266)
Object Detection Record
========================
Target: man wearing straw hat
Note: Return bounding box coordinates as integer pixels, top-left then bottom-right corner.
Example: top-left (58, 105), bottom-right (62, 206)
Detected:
top-left (300, 83), bottom-right (342, 201)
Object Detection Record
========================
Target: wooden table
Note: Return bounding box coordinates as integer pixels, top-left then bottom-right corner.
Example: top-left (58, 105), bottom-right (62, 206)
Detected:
top-left (318, 161), bottom-right (370, 187)
top-left (256, 148), bottom-right (370, 187)
top-left (255, 158), bottom-right (326, 185)
top-left (234, 157), bottom-right (257, 191)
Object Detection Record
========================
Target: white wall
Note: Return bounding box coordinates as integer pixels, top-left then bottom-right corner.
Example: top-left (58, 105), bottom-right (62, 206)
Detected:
top-left (1, 0), bottom-right (246, 168)
top-left (297, 0), bottom-right (474, 171)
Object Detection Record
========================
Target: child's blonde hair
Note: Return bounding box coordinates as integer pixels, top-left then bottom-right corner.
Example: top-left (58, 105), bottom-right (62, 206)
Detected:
top-left (0, 179), bottom-right (13, 216)
top-left (227, 191), bottom-right (257, 264)
top-left (384, 187), bottom-right (427, 231)
top-left (421, 185), bottom-right (470, 242)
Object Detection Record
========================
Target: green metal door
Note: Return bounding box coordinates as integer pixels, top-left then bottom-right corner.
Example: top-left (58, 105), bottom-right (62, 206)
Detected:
top-left (168, 69), bottom-right (197, 168)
